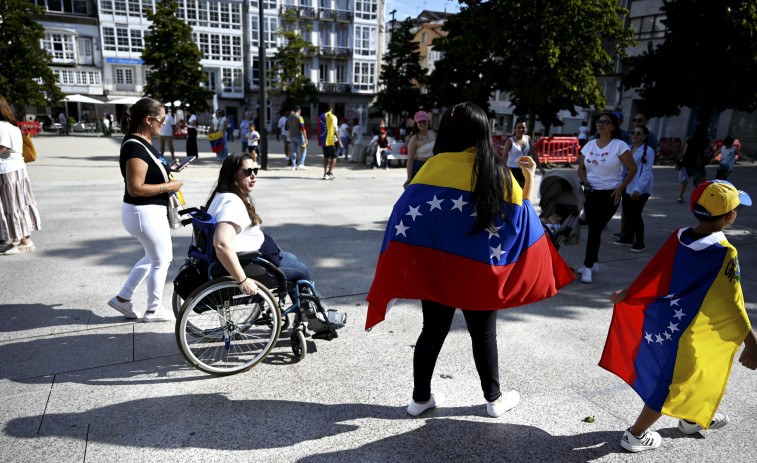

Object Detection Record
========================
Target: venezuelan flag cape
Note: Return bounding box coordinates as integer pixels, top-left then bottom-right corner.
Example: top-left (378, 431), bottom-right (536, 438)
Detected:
top-left (208, 130), bottom-right (225, 153)
top-left (365, 150), bottom-right (575, 329)
top-left (599, 229), bottom-right (751, 428)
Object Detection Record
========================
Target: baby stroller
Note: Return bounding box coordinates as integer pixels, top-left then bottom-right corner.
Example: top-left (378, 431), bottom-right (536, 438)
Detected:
top-left (538, 170), bottom-right (584, 250)
top-left (172, 207), bottom-right (347, 375)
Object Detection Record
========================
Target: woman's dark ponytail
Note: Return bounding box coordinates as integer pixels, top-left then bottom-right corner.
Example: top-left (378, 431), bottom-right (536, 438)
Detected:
top-left (121, 98), bottom-right (163, 134)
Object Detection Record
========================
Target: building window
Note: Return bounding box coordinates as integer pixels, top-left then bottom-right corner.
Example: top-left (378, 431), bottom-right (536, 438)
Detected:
top-left (198, 1), bottom-right (209, 26)
top-left (335, 65), bottom-right (346, 83)
top-left (130, 29), bottom-right (143, 53)
top-left (41, 33), bottom-right (76, 63)
top-left (421, 31), bottom-right (427, 44)
top-left (336, 28), bottom-right (348, 48)
top-left (205, 69), bottom-right (218, 92)
top-left (128, 0), bottom-right (140, 17)
top-left (103, 28), bottom-right (116, 51)
top-left (320, 27), bottom-right (331, 47)
top-left (629, 14), bottom-right (666, 40)
top-left (355, 0), bottom-right (376, 20)
top-left (36, 0), bottom-right (89, 14)
top-left (352, 61), bottom-right (375, 91)
top-left (222, 68), bottom-right (243, 93)
top-left (116, 68), bottom-right (134, 85)
top-left (113, 0), bottom-right (127, 15)
top-left (116, 28), bottom-right (130, 52)
top-left (264, 16), bottom-right (278, 48)
top-left (77, 38), bottom-right (93, 65)
top-left (353, 25), bottom-right (375, 56)
top-left (263, 0), bottom-right (276, 9)
top-left (251, 19), bottom-right (259, 47)
top-left (319, 64), bottom-right (329, 83)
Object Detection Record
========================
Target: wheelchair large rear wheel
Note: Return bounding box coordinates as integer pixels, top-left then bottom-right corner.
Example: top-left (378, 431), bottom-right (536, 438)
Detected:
top-left (176, 277), bottom-right (281, 375)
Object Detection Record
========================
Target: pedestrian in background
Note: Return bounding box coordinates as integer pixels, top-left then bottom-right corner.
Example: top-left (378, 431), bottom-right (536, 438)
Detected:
top-left (713, 136), bottom-right (753, 180)
top-left (614, 125), bottom-right (655, 253)
top-left (337, 117), bottom-right (351, 161)
top-left (158, 106), bottom-right (176, 162)
top-left (186, 107), bottom-right (198, 159)
top-left (279, 110), bottom-right (291, 163)
top-left (0, 95), bottom-right (41, 255)
top-left (227, 114), bottom-right (235, 142)
top-left (319, 105), bottom-right (343, 180)
top-left (109, 98), bottom-right (183, 322)
top-left (287, 106), bottom-right (307, 170)
top-left (212, 109), bottom-right (229, 160)
top-left (239, 111), bottom-right (253, 154)
top-left (59, 112), bottom-right (68, 136)
top-left (632, 113), bottom-right (658, 150)
top-left (405, 111), bottom-right (436, 188)
top-left (576, 111), bottom-right (637, 284)
top-left (677, 123), bottom-right (710, 203)
top-left (501, 120), bottom-right (544, 187)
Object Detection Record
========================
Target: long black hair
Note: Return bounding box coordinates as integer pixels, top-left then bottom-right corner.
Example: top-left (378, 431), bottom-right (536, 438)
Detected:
top-left (634, 125), bottom-right (650, 164)
top-left (433, 102), bottom-right (513, 231)
top-left (120, 97), bottom-right (163, 134)
top-left (205, 152), bottom-right (262, 225)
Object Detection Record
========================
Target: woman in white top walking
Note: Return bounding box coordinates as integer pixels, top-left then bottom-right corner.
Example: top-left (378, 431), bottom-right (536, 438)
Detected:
top-left (576, 111), bottom-right (637, 284)
top-left (501, 120), bottom-right (544, 187)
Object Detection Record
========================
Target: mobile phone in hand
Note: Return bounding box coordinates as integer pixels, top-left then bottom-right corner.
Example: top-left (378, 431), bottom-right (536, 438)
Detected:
top-left (174, 156), bottom-right (196, 171)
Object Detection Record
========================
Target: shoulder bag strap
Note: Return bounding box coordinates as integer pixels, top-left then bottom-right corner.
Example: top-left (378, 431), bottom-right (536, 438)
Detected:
top-left (123, 138), bottom-right (170, 184)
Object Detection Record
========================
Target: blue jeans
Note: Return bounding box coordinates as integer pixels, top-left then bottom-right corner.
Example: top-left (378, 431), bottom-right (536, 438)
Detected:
top-left (338, 136), bottom-right (350, 157)
top-left (280, 251), bottom-right (310, 282)
top-left (290, 136), bottom-right (306, 166)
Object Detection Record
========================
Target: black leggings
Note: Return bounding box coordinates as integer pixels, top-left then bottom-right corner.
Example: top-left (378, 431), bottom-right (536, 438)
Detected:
top-left (187, 128), bottom-right (198, 158)
top-left (620, 192), bottom-right (650, 247)
top-left (413, 300), bottom-right (501, 402)
top-left (583, 189), bottom-right (619, 267)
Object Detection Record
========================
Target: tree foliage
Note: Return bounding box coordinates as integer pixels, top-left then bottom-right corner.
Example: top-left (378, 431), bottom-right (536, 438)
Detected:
top-left (0, 0), bottom-right (64, 110)
top-left (142, 0), bottom-right (212, 112)
top-left (428, 0), bottom-right (634, 131)
top-left (374, 18), bottom-right (427, 120)
top-left (624, 0), bottom-right (757, 122)
top-left (271, 10), bottom-right (318, 112)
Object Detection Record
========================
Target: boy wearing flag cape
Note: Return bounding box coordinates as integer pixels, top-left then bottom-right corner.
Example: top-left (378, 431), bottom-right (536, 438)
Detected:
top-left (600, 180), bottom-right (757, 452)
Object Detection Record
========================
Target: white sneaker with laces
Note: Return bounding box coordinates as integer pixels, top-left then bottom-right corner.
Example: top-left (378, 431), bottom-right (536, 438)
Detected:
top-left (678, 412), bottom-right (729, 434)
top-left (581, 267), bottom-right (592, 283)
top-left (407, 394), bottom-right (438, 416)
top-left (141, 310), bottom-right (173, 322)
top-left (487, 390), bottom-right (520, 417)
top-left (108, 297), bottom-right (138, 319)
top-left (620, 428), bottom-right (661, 452)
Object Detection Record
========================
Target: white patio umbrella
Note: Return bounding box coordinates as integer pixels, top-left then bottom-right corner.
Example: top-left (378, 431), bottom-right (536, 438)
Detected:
top-left (61, 94), bottom-right (105, 104)
top-left (107, 96), bottom-right (142, 105)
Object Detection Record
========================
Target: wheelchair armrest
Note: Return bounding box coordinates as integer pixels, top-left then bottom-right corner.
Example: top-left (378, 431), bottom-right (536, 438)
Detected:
top-left (237, 251), bottom-right (263, 262)
top-left (179, 207), bottom-right (201, 216)
top-left (181, 217), bottom-right (194, 226)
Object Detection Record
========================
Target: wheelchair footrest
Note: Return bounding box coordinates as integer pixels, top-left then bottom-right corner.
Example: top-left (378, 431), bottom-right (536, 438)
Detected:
top-left (305, 309), bottom-right (347, 332)
top-left (311, 331), bottom-right (338, 341)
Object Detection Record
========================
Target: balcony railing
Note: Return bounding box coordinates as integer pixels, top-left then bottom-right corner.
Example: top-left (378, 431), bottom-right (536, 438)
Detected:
top-left (319, 46), bottom-right (351, 59)
top-left (299, 7), bottom-right (316, 19)
top-left (317, 82), bottom-right (350, 93)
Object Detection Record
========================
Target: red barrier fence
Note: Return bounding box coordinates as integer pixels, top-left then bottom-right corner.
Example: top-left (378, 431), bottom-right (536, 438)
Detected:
top-left (534, 136), bottom-right (580, 164)
top-left (658, 138), bottom-right (682, 157)
top-left (17, 121), bottom-right (41, 136)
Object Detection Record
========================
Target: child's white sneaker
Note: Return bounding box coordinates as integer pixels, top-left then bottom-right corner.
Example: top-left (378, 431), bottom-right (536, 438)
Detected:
top-left (620, 428), bottom-right (661, 452)
top-left (678, 412), bottom-right (729, 434)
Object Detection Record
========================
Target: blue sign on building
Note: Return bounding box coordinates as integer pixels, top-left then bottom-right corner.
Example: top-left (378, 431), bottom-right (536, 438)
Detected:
top-left (105, 58), bottom-right (144, 65)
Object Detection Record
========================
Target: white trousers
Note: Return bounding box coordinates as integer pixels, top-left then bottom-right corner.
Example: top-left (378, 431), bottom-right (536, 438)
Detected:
top-left (119, 203), bottom-right (173, 312)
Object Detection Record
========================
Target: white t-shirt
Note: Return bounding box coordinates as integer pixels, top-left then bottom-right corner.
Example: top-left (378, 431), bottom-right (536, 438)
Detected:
top-left (278, 116), bottom-right (288, 136)
top-left (0, 121), bottom-right (24, 174)
top-left (506, 135), bottom-right (530, 168)
top-left (338, 123), bottom-right (350, 138)
top-left (159, 113), bottom-right (175, 136)
top-left (247, 130), bottom-right (260, 147)
top-left (580, 138), bottom-right (631, 190)
top-left (207, 192), bottom-right (265, 253)
top-left (577, 125), bottom-right (589, 140)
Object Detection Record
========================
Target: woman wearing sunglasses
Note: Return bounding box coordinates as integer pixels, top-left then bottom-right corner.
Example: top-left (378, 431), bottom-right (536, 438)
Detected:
top-left (576, 111), bottom-right (637, 284)
top-left (206, 152), bottom-right (310, 296)
top-left (614, 125), bottom-right (655, 253)
top-left (110, 98), bottom-right (184, 321)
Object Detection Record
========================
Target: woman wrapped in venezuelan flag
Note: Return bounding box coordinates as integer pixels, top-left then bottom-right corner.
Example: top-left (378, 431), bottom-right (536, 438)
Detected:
top-left (366, 102), bottom-right (574, 417)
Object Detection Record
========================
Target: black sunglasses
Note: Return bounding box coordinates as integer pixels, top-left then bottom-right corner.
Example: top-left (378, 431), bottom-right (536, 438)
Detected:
top-left (242, 167), bottom-right (258, 177)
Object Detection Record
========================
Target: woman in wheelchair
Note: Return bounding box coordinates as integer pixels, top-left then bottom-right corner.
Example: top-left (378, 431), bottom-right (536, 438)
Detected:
top-left (205, 151), bottom-right (310, 296)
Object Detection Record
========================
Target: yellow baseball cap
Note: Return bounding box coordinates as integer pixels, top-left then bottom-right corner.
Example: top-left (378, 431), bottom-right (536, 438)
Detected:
top-left (691, 180), bottom-right (752, 217)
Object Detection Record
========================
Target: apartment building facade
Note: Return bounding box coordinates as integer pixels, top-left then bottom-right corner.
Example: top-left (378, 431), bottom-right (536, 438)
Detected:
top-left (29, 0), bottom-right (384, 129)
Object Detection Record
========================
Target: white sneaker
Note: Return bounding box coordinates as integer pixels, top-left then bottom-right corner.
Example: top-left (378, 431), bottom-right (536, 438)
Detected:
top-left (576, 263), bottom-right (599, 274)
top-left (487, 390), bottom-right (520, 417)
top-left (620, 428), bottom-right (661, 452)
top-left (141, 310), bottom-right (173, 322)
top-left (297, 164), bottom-right (307, 170)
top-left (678, 412), bottom-right (729, 434)
top-left (581, 267), bottom-right (592, 284)
top-left (108, 297), bottom-right (138, 319)
top-left (407, 394), bottom-right (438, 416)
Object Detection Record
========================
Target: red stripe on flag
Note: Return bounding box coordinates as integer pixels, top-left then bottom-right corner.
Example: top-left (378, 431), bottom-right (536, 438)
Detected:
top-left (599, 232), bottom-right (679, 384)
top-left (366, 234), bottom-right (574, 329)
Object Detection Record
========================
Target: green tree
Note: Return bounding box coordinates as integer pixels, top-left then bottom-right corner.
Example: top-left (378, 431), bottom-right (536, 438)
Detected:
top-left (271, 10), bottom-right (318, 112)
top-left (428, 0), bottom-right (634, 133)
top-left (375, 18), bottom-right (427, 122)
top-left (0, 0), bottom-right (64, 110)
top-left (142, 0), bottom-right (212, 112)
top-left (624, 0), bottom-right (757, 124)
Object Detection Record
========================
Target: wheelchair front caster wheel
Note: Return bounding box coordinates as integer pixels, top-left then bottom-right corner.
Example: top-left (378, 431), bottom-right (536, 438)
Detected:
top-left (291, 330), bottom-right (306, 361)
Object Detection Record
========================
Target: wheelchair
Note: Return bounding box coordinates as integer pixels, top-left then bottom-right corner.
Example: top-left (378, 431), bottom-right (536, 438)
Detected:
top-left (172, 207), bottom-right (347, 375)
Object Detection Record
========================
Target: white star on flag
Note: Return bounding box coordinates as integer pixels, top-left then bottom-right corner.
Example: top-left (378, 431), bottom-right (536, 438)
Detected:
top-left (487, 226), bottom-right (501, 239)
top-left (655, 334), bottom-right (664, 344)
top-left (670, 298), bottom-right (680, 307)
top-left (394, 220), bottom-right (409, 237)
top-left (405, 205), bottom-right (422, 222)
top-left (673, 308), bottom-right (685, 320)
top-left (470, 208), bottom-right (477, 217)
top-left (427, 195), bottom-right (444, 211)
top-left (667, 322), bottom-right (679, 333)
top-left (664, 332), bottom-right (672, 340)
top-left (451, 195), bottom-right (468, 212)
top-left (644, 332), bottom-right (654, 344)
top-left (490, 244), bottom-right (506, 262)
top-left (664, 294), bottom-right (675, 299)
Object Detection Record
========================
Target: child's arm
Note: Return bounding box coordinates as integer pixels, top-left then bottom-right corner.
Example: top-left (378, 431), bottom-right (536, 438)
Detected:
top-left (739, 328), bottom-right (757, 370)
top-left (609, 287), bottom-right (630, 304)
top-left (737, 148), bottom-right (754, 163)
